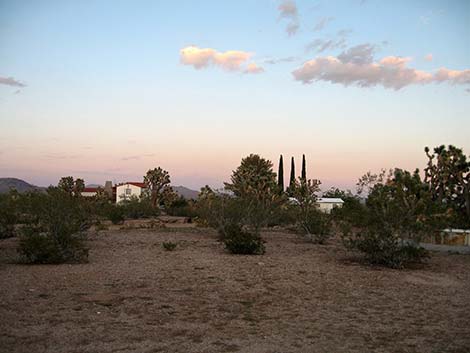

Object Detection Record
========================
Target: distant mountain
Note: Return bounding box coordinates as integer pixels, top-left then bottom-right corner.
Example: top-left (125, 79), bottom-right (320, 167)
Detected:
top-left (173, 185), bottom-right (199, 200)
top-left (86, 184), bottom-right (102, 188)
top-left (0, 178), bottom-right (44, 193)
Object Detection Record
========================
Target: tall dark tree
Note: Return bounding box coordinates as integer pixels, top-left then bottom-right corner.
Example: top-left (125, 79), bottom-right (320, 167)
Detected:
top-left (289, 157), bottom-right (296, 190)
top-left (278, 155), bottom-right (284, 193)
top-left (301, 154), bottom-right (307, 181)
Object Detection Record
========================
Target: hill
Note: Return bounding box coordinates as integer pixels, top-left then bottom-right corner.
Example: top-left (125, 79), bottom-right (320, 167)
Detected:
top-left (173, 186), bottom-right (199, 199)
top-left (0, 178), bottom-right (43, 193)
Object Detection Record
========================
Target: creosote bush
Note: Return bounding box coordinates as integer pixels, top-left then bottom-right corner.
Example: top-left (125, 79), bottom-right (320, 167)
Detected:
top-left (223, 224), bottom-right (266, 255)
top-left (341, 169), bottom-right (437, 269)
top-left (0, 192), bottom-right (19, 239)
top-left (162, 241), bottom-right (177, 251)
top-left (17, 188), bottom-right (90, 264)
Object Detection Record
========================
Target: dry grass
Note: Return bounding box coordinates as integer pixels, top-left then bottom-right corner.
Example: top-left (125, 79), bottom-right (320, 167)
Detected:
top-left (1, 227), bottom-right (469, 353)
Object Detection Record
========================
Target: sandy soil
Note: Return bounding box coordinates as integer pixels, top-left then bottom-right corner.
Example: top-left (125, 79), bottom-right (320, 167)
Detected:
top-left (1, 227), bottom-right (469, 353)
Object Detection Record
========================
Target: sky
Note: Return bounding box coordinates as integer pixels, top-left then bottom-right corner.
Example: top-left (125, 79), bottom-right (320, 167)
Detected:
top-left (0, 0), bottom-right (469, 191)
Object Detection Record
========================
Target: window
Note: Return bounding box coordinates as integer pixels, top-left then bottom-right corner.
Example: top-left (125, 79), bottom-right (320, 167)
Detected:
top-left (125, 188), bottom-right (131, 195)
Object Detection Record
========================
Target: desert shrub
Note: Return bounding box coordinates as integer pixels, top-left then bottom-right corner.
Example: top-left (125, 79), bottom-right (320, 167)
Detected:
top-left (341, 169), bottom-right (439, 268)
top-left (120, 197), bottom-right (159, 219)
top-left (162, 241), bottom-right (177, 251)
top-left (342, 227), bottom-right (429, 268)
top-left (223, 224), bottom-right (265, 255)
top-left (19, 226), bottom-right (88, 264)
top-left (104, 204), bottom-right (125, 224)
top-left (166, 196), bottom-right (197, 218)
top-left (17, 188), bottom-right (90, 264)
top-left (298, 208), bottom-right (332, 244)
top-left (0, 192), bottom-right (19, 239)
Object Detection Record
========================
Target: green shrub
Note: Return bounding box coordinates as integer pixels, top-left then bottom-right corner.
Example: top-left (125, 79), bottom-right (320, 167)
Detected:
top-left (223, 224), bottom-right (265, 255)
top-left (120, 197), bottom-right (159, 219)
top-left (105, 204), bottom-right (125, 224)
top-left (17, 188), bottom-right (90, 264)
top-left (166, 197), bottom-right (196, 218)
top-left (298, 208), bottom-right (332, 244)
top-left (0, 192), bottom-right (18, 239)
top-left (162, 241), bottom-right (177, 251)
top-left (342, 228), bottom-right (429, 269)
top-left (19, 226), bottom-right (88, 264)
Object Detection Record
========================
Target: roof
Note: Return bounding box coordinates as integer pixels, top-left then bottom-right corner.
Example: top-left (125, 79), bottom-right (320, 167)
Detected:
top-left (117, 182), bottom-right (147, 188)
top-left (317, 197), bottom-right (344, 204)
top-left (82, 187), bottom-right (99, 193)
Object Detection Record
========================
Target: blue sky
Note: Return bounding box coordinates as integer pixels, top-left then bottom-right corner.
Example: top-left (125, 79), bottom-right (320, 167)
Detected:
top-left (0, 0), bottom-right (469, 190)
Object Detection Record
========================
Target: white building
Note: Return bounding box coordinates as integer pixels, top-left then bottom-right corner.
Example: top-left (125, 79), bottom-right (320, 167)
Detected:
top-left (116, 182), bottom-right (147, 203)
top-left (316, 198), bottom-right (344, 213)
top-left (81, 187), bottom-right (99, 197)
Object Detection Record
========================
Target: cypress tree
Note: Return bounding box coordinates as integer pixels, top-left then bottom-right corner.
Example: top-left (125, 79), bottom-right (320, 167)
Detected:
top-left (278, 155), bottom-right (284, 192)
top-left (301, 154), bottom-right (306, 181)
top-left (289, 156), bottom-right (296, 189)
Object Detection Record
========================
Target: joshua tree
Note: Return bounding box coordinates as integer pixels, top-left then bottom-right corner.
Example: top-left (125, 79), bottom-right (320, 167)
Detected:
top-left (278, 155), bottom-right (284, 193)
top-left (424, 145), bottom-right (470, 222)
top-left (301, 154), bottom-right (307, 181)
top-left (144, 167), bottom-right (172, 208)
top-left (58, 176), bottom-right (85, 197)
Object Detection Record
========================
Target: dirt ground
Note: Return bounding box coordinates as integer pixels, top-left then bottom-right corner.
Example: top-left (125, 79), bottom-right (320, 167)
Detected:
top-left (1, 226), bottom-right (469, 353)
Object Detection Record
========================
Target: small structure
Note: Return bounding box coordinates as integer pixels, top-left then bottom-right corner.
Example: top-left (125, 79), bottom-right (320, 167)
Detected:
top-left (431, 229), bottom-right (470, 246)
top-left (81, 187), bottom-right (99, 198)
top-left (316, 198), bottom-right (344, 213)
top-left (116, 182), bottom-right (147, 203)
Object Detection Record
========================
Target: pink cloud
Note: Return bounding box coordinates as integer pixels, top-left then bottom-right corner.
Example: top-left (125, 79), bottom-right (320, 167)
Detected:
top-left (424, 53), bottom-right (433, 62)
top-left (180, 46), bottom-right (264, 74)
top-left (292, 53), bottom-right (469, 90)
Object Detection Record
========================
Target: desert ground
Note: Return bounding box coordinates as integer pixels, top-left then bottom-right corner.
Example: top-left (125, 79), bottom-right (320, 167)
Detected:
top-left (1, 225), bottom-right (469, 353)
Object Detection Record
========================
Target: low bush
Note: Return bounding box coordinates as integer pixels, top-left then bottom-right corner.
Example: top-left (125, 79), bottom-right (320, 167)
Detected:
top-left (17, 188), bottom-right (90, 264)
top-left (120, 197), bottom-right (159, 219)
top-left (0, 192), bottom-right (19, 239)
top-left (105, 205), bottom-right (125, 224)
top-left (162, 241), bottom-right (177, 251)
top-left (298, 208), bottom-right (332, 244)
top-left (223, 224), bottom-right (265, 255)
top-left (342, 227), bottom-right (429, 269)
top-left (166, 197), bottom-right (197, 218)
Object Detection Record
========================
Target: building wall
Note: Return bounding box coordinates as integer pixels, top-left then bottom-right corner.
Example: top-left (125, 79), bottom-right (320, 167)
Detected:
top-left (317, 202), bottom-right (342, 214)
top-left (81, 191), bottom-right (97, 197)
top-left (116, 184), bottom-right (144, 203)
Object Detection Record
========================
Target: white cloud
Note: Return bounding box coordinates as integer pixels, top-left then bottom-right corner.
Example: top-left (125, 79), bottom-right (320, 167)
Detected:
top-left (0, 76), bottom-right (26, 88)
top-left (278, 0), bottom-right (299, 36)
top-left (313, 17), bottom-right (334, 31)
top-left (180, 46), bottom-right (264, 74)
top-left (292, 53), bottom-right (469, 90)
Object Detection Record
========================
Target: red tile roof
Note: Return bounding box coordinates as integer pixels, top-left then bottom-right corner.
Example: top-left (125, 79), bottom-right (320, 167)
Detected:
top-left (82, 187), bottom-right (99, 192)
top-left (117, 182), bottom-right (147, 188)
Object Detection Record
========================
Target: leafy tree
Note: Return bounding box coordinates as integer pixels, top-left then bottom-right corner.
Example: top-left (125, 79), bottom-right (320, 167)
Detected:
top-left (424, 145), bottom-right (470, 226)
top-left (58, 176), bottom-right (85, 197)
top-left (144, 167), bottom-right (171, 207)
top-left (225, 154), bottom-right (282, 230)
top-left (278, 155), bottom-right (284, 193)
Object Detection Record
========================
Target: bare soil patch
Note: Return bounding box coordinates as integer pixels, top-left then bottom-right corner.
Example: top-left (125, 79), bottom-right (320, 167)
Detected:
top-left (1, 228), bottom-right (469, 353)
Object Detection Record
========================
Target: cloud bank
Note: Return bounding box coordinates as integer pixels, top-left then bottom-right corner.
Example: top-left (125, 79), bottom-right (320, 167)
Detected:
top-left (0, 76), bottom-right (26, 88)
top-left (278, 0), bottom-right (299, 36)
top-left (180, 46), bottom-right (264, 74)
top-left (292, 47), bottom-right (470, 90)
